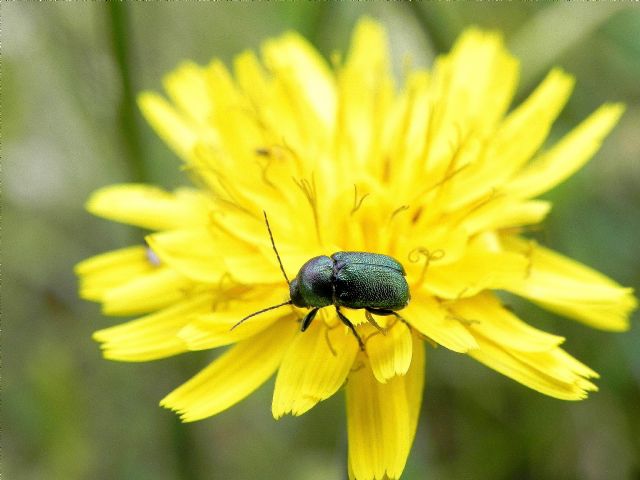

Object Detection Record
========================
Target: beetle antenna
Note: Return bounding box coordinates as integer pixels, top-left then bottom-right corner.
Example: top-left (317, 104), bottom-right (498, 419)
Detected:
top-left (230, 300), bottom-right (293, 330)
top-left (263, 210), bottom-right (290, 286)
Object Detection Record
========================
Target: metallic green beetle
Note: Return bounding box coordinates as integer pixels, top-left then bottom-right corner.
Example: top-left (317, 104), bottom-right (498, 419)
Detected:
top-left (232, 214), bottom-right (411, 350)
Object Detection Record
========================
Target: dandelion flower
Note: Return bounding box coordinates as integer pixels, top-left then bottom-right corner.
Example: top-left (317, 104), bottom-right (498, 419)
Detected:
top-left (77, 19), bottom-right (637, 480)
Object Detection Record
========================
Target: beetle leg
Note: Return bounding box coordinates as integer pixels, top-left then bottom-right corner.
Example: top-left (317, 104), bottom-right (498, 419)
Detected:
top-left (364, 310), bottom-right (386, 335)
top-left (390, 311), bottom-right (410, 328)
top-left (335, 307), bottom-right (365, 351)
top-left (301, 307), bottom-right (320, 332)
top-left (367, 308), bottom-right (412, 332)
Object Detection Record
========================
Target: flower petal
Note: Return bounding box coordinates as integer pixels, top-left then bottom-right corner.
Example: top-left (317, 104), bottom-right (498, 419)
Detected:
top-left (448, 69), bottom-right (574, 208)
top-left (163, 61), bottom-right (212, 125)
top-left (444, 28), bottom-right (519, 129)
top-left (161, 320), bottom-right (296, 422)
top-left (346, 344), bottom-right (424, 480)
top-left (421, 29), bottom-right (518, 190)
top-left (505, 103), bottom-right (625, 198)
top-left (468, 333), bottom-right (598, 400)
top-left (336, 18), bottom-right (394, 175)
top-left (93, 293), bottom-right (214, 361)
top-left (504, 236), bottom-right (637, 330)
top-left (452, 292), bottom-right (565, 352)
top-left (367, 320), bottom-right (413, 383)
top-left (102, 267), bottom-right (194, 316)
top-left (405, 336), bottom-right (426, 437)
top-left (76, 246), bottom-right (154, 301)
top-left (404, 296), bottom-right (477, 353)
top-left (459, 198), bottom-right (551, 234)
top-left (146, 228), bottom-right (226, 283)
top-left (261, 31), bottom-right (336, 134)
top-left (178, 288), bottom-right (293, 350)
top-left (272, 318), bottom-right (358, 418)
top-left (138, 92), bottom-right (201, 162)
top-left (86, 184), bottom-right (210, 231)
top-left (424, 246), bottom-right (528, 298)
top-left (489, 68), bottom-right (573, 175)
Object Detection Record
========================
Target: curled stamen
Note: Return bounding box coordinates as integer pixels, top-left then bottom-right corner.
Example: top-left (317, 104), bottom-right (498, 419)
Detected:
top-left (446, 313), bottom-right (481, 326)
top-left (412, 162), bottom-right (470, 205)
top-left (256, 150), bottom-right (276, 189)
top-left (293, 174), bottom-right (321, 245)
top-left (351, 184), bottom-right (370, 215)
top-left (216, 271), bottom-right (235, 292)
top-left (451, 187), bottom-right (502, 228)
top-left (280, 137), bottom-right (304, 171)
top-left (363, 329), bottom-right (385, 344)
top-left (324, 327), bottom-right (337, 357)
top-left (211, 274), bottom-right (242, 310)
top-left (390, 205), bottom-right (409, 222)
top-left (350, 361), bottom-right (366, 373)
top-left (408, 247), bottom-right (445, 286)
top-left (439, 288), bottom-right (474, 310)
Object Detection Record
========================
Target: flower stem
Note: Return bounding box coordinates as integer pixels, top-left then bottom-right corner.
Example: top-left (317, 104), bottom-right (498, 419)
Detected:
top-left (107, 2), bottom-right (146, 182)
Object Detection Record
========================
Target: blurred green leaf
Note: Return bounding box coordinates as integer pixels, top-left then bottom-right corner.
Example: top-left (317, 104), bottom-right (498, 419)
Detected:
top-left (508, 2), bottom-right (630, 93)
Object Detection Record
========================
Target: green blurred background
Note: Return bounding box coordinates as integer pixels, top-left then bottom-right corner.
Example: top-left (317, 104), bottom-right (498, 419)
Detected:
top-left (3, 2), bottom-right (639, 479)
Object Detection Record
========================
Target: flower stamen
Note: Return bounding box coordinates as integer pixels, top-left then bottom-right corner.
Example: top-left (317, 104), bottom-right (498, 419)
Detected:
top-left (408, 247), bottom-right (445, 287)
top-left (351, 184), bottom-right (370, 215)
top-left (324, 327), bottom-right (338, 357)
top-left (293, 174), bottom-right (322, 245)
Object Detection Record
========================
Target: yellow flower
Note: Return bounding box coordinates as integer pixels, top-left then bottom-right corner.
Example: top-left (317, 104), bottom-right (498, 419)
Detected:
top-left (77, 19), bottom-right (637, 480)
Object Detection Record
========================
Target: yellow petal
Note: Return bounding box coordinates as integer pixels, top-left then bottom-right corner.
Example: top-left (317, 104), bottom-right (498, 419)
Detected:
top-left (490, 68), bottom-right (573, 175)
top-left (208, 214), bottom-right (309, 286)
top-left (262, 31), bottom-right (336, 133)
top-left (163, 61), bottom-right (212, 125)
top-left (93, 293), bottom-right (214, 361)
top-left (76, 246), bottom-right (154, 301)
top-left (102, 267), bottom-right (193, 316)
top-left (405, 336), bottom-right (426, 438)
top-left (404, 296), bottom-right (478, 353)
top-left (346, 353), bottom-right (416, 480)
top-left (367, 320), bottom-right (413, 383)
top-left (459, 198), bottom-right (551, 234)
top-left (504, 236), bottom-right (637, 330)
top-left (468, 332), bottom-right (598, 400)
top-left (424, 246), bottom-right (528, 299)
top-left (336, 18), bottom-right (394, 175)
top-left (86, 184), bottom-right (210, 231)
top-left (161, 320), bottom-right (296, 422)
top-left (422, 29), bottom-right (518, 188)
top-left (448, 69), bottom-right (574, 208)
top-left (272, 319), bottom-right (358, 418)
top-left (200, 60), bottom-right (272, 182)
top-left (445, 28), bottom-right (519, 129)
top-left (146, 228), bottom-right (225, 284)
top-left (453, 292), bottom-right (565, 352)
top-left (178, 288), bottom-right (293, 350)
top-left (138, 92), bottom-right (201, 162)
top-left (505, 103), bottom-right (625, 198)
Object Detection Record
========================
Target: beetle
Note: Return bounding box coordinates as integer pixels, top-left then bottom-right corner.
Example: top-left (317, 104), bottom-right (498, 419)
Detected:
top-left (231, 212), bottom-right (411, 350)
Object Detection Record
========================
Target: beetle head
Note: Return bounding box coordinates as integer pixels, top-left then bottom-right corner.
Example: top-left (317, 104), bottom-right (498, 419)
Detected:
top-left (289, 278), bottom-right (305, 307)
top-left (289, 256), bottom-right (334, 308)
